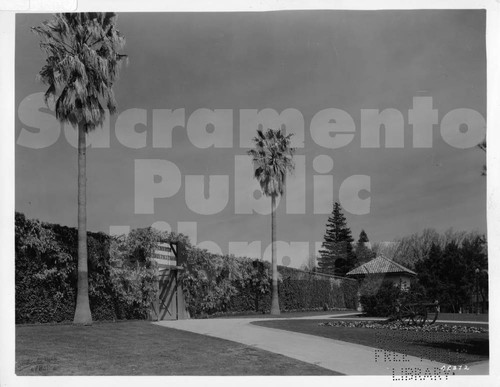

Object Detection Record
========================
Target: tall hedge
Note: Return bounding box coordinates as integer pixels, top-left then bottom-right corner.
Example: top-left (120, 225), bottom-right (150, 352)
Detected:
top-left (15, 213), bottom-right (151, 323)
top-left (178, 248), bottom-right (358, 317)
top-left (16, 213), bottom-right (359, 323)
top-left (227, 266), bottom-right (358, 314)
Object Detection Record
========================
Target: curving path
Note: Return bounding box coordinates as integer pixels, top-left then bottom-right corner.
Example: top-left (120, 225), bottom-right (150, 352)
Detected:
top-left (154, 314), bottom-right (489, 376)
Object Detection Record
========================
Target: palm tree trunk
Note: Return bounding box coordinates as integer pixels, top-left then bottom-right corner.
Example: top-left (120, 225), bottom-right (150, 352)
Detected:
top-left (73, 122), bottom-right (92, 325)
top-left (270, 195), bottom-right (280, 315)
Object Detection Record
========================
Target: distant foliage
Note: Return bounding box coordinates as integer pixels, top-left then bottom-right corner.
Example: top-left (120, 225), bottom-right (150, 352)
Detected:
top-left (385, 228), bottom-right (471, 270)
top-left (361, 230), bottom-right (488, 315)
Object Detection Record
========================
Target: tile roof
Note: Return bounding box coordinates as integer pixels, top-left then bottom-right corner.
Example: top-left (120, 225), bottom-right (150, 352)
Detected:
top-left (346, 255), bottom-right (417, 276)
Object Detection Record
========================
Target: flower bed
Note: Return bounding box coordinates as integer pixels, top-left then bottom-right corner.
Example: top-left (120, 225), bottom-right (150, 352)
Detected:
top-left (318, 320), bottom-right (487, 334)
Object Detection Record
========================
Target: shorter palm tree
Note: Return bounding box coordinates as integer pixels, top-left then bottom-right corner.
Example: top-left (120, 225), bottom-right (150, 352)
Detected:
top-left (248, 128), bottom-right (295, 315)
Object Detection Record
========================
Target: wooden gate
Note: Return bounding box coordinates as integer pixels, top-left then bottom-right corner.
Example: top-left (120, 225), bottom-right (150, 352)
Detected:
top-left (149, 241), bottom-right (189, 321)
top-left (158, 269), bottom-right (178, 320)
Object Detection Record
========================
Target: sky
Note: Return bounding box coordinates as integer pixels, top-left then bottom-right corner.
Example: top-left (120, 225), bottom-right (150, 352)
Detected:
top-left (15, 10), bottom-right (487, 268)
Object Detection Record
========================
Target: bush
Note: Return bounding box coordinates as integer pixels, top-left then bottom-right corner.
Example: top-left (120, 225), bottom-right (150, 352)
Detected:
top-left (359, 277), bottom-right (401, 317)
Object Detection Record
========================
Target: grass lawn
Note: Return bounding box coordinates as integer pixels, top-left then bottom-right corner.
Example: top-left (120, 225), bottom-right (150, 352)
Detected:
top-left (340, 313), bottom-right (488, 323)
top-left (252, 319), bottom-right (489, 366)
top-left (16, 320), bottom-right (339, 376)
top-left (433, 313), bottom-right (488, 323)
top-left (215, 309), bottom-right (357, 319)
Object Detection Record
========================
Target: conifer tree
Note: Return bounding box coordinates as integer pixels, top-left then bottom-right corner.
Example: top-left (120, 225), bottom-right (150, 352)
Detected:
top-left (318, 202), bottom-right (355, 276)
top-left (355, 229), bottom-right (375, 266)
top-left (358, 229), bottom-right (369, 243)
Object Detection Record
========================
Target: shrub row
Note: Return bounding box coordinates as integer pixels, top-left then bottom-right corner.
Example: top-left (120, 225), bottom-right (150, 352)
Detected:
top-left (16, 212), bottom-right (358, 323)
top-left (15, 213), bottom-right (149, 323)
top-left (223, 265), bottom-right (358, 315)
top-left (180, 250), bottom-right (358, 317)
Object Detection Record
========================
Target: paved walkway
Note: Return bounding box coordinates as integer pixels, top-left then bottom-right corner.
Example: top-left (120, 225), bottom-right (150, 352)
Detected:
top-left (154, 314), bottom-right (489, 376)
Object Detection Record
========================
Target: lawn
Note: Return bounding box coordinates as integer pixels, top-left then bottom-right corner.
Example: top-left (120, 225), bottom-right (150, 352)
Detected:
top-left (427, 313), bottom-right (488, 323)
top-left (215, 309), bottom-right (357, 319)
top-left (251, 319), bottom-right (489, 366)
top-left (339, 313), bottom-right (489, 323)
top-left (16, 320), bottom-right (339, 375)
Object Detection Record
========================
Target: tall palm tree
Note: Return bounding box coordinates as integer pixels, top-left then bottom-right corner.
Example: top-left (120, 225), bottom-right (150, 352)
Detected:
top-left (33, 13), bottom-right (126, 324)
top-left (248, 128), bottom-right (295, 315)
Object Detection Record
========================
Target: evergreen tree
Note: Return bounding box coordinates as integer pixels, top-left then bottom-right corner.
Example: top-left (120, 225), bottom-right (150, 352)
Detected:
top-left (355, 229), bottom-right (375, 266)
top-left (414, 235), bottom-right (488, 313)
top-left (358, 230), bottom-right (369, 243)
top-left (318, 202), bottom-right (355, 276)
top-left (461, 235), bottom-right (488, 312)
top-left (414, 243), bottom-right (443, 302)
top-left (438, 241), bottom-right (467, 313)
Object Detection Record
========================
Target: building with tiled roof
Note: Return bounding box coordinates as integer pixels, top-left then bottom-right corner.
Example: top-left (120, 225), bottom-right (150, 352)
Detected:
top-left (347, 255), bottom-right (417, 312)
top-left (347, 255), bottom-right (416, 276)
top-left (346, 255), bottom-right (416, 290)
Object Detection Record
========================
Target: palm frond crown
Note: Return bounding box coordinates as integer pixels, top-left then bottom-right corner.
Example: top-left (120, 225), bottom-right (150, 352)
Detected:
top-left (247, 128), bottom-right (295, 197)
top-left (32, 12), bottom-right (126, 131)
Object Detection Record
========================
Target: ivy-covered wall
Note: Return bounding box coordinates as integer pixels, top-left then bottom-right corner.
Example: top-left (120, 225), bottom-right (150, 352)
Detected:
top-left (226, 266), bottom-right (358, 316)
top-left (179, 249), bottom-right (358, 317)
top-left (15, 212), bottom-right (146, 323)
top-left (15, 213), bottom-right (358, 323)
top-left (15, 213), bottom-right (161, 324)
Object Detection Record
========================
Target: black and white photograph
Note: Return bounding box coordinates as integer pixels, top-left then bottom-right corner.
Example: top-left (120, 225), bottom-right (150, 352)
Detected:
top-left (1, 0), bottom-right (498, 384)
